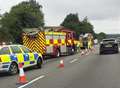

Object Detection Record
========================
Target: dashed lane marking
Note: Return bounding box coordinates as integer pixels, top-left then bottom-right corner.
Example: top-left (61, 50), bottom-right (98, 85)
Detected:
top-left (70, 59), bottom-right (78, 63)
top-left (18, 75), bottom-right (45, 88)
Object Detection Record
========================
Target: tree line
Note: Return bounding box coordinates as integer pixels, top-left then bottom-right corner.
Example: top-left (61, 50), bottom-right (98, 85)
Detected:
top-left (0, 0), bottom-right (106, 43)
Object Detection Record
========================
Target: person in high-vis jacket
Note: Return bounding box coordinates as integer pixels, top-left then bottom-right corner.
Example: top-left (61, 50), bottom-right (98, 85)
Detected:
top-left (79, 37), bottom-right (84, 49)
top-left (79, 36), bottom-right (85, 54)
top-left (88, 38), bottom-right (92, 49)
top-left (88, 34), bottom-right (94, 51)
top-left (76, 41), bottom-right (80, 52)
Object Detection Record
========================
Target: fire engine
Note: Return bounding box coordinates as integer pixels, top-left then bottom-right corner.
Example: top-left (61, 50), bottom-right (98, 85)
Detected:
top-left (22, 28), bottom-right (77, 58)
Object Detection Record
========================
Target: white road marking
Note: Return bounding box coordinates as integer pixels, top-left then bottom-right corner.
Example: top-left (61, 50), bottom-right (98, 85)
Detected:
top-left (18, 75), bottom-right (45, 88)
top-left (70, 59), bottom-right (78, 63)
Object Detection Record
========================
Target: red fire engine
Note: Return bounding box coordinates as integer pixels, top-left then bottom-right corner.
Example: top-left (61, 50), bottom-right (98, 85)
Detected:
top-left (22, 27), bottom-right (77, 58)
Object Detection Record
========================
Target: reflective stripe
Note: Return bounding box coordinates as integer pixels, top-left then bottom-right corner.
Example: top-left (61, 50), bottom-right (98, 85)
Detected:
top-left (34, 53), bottom-right (38, 60)
top-left (24, 61), bottom-right (30, 65)
top-left (16, 54), bottom-right (24, 63)
top-left (0, 53), bottom-right (39, 67)
top-left (28, 53), bottom-right (35, 61)
top-left (54, 39), bottom-right (58, 44)
top-left (23, 32), bottom-right (46, 54)
top-left (1, 55), bottom-right (11, 63)
top-left (30, 61), bottom-right (35, 64)
top-left (61, 39), bottom-right (65, 45)
top-left (23, 54), bottom-right (29, 61)
top-left (10, 54), bottom-right (18, 61)
top-left (46, 40), bottom-right (50, 45)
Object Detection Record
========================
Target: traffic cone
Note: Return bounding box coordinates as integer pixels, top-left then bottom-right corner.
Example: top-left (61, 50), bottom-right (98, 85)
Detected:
top-left (18, 63), bottom-right (28, 84)
top-left (81, 51), bottom-right (85, 56)
top-left (58, 59), bottom-right (64, 68)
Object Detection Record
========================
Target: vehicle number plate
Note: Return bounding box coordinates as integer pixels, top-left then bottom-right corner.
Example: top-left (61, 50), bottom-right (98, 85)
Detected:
top-left (105, 44), bottom-right (112, 47)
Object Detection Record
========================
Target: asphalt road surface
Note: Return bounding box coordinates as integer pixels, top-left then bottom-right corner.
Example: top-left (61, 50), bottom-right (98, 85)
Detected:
top-left (1, 47), bottom-right (120, 88)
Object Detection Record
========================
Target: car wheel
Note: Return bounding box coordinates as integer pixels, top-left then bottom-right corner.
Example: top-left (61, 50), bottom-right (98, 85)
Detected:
top-left (9, 63), bottom-right (18, 75)
top-left (115, 50), bottom-right (119, 53)
top-left (36, 57), bottom-right (42, 68)
top-left (100, 51), bottom-right (103, 55)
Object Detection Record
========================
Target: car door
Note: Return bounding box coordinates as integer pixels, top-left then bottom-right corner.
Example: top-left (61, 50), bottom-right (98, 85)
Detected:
top-left (10, 46), bottom-right (24, 66)
top-left (0, 46), bottom-right (11, 63)
top-left (20, 46), bottom-right (36, 67)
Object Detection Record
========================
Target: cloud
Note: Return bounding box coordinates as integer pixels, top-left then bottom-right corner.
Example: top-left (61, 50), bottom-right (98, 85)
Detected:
top-left (40, 0), bottom-right (119, 20)
top-left (0, 0), bottom-right (26, 13)
top-left (91, 18), bottom-right (120, 34)
top-left (39, 0), bottom-right (120, 33)
top-left (0, 0), bottom-right (119, 33)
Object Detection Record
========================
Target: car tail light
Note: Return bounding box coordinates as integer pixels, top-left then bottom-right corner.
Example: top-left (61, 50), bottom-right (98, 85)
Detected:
top-left (100, 44), bottom-right (104, 47)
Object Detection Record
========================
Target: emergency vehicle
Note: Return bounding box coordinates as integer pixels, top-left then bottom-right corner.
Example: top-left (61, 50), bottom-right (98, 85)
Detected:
top-left (87, 33), bottom-right (94, 49)
top-left (0, 45), bottom-right (43, 75)
top-left (22, 28), bottom-right (77, 58)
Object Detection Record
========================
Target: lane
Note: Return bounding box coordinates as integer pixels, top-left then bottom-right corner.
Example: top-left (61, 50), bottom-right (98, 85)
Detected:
top-left (0, 52), bottom-right (90, 88)
top-left (18, 75), bottom-right (45, 88)
top-left (21, 52), bottom-right (120, 88)
top-left (20, 52), bottom-right (97, 88)
top-left (69, 58), bottom-right (78, 63)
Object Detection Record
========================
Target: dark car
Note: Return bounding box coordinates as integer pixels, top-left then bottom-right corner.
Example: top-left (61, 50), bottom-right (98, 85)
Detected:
top-left (99, 38), bottom-right (119, 54)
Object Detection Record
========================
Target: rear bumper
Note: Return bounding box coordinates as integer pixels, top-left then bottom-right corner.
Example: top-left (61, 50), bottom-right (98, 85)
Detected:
top-left (100, 47), bottom-right (118, 52)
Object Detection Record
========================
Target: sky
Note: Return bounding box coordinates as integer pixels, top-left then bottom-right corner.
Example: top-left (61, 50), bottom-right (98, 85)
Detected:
top-left (0, 0), bottom-right (119, 34)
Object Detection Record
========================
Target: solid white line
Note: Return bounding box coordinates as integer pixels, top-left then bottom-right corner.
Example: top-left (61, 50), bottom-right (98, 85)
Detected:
top-left (70, 59), bottom-right (78, 63)
top-left (18, 75), bottom-right (45, 88)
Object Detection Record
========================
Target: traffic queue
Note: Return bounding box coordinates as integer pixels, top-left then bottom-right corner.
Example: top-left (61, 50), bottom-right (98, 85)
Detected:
top-left (0, 27), bottom-right (94, 75)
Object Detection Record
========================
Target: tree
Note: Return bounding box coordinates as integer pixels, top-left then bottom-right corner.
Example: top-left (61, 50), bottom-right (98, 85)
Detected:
top-left (79, 17), bottom-right (95, 36)
top-left (61, 13), bottom-right (81, 38)
top-left (61, 13), bottom-right (95, 38)
top-left (61, 13), bottom-right (80, 25)
top-left (1, 0), bottom-right (44, 43)
top-left (97, 32), bottom-right (106, 42)
top-left (0, 28), bottom-right (14, 42)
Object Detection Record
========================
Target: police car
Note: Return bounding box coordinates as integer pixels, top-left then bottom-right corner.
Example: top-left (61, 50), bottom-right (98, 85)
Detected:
top-left (0, 45), bottom-right (43, 75)
top-left (100, 38), bottom-right (119, 54)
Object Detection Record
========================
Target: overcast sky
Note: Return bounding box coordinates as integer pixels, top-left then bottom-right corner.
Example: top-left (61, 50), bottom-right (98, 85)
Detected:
top-left (0, 0), bottom-right (119, 34)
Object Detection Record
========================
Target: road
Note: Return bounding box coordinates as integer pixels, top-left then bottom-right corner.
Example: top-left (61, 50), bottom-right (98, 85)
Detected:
top-left (1, 47), bottom-right (120, 88)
